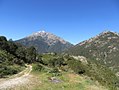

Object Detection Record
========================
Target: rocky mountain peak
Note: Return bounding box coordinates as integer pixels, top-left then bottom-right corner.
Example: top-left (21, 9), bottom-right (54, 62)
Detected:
top-left (99, 30), bottom-right (119, 36)
top-left (27, 31), bottom-right (68, 45)
top-left (79, 31), bottom-right (119, 46)
top-left (38, 30), bottom-right (45, 33)
top-left (16, 31), bottom-right (73, 53)
top-left (29, 30), bottom-right (48, 37)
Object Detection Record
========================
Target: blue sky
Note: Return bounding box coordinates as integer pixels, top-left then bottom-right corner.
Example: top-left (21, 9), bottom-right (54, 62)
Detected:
top-left (0, 0), bottom-right (119, 44)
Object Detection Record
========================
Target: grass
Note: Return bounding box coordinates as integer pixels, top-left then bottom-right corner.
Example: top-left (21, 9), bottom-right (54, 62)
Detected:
top-left (31, 71), bottom-right (108, 90)
top-left (0, 64), bottom-right (108, 90)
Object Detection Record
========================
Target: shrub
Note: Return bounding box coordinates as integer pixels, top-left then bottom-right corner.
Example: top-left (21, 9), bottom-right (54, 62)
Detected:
top-left (32, 64), bottom-right (44, 72)
top-left (49, 68), bottom-right (61, 76)
top-left (67, 59), bottom-right (85, 74)
top-left (0, 65), bottom-right (21, 78)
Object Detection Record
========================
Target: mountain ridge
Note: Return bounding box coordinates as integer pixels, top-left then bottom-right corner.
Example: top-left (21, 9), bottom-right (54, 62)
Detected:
top-left (26, 31), bottom-right (69, 45)
top-left (1, 31), bottom-right (119, 89)
top-left (67, 31), bottom-right (119, 75)
top-left (15, 31), bottom-right (73, 53)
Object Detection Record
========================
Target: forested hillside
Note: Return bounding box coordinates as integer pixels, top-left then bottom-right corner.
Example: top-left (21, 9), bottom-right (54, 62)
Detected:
top-left (0, 36), bottom-right (36, 77)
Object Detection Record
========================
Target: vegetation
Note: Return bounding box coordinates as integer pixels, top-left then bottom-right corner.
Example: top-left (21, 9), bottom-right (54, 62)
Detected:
top-left (31, 71), bottom-right (107, 90)
top-left (32, 63), bottom-right (44, 72)
top-left (0, 35), bottom-right (119, 90)
top-left (32, 53), bottom-right (119, 90)
top-left (67, 31), bottom-right (119, 73)
top-left (0, 36), bottom-right (36, 77)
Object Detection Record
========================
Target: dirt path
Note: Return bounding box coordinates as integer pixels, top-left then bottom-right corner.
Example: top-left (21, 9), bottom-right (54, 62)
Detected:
top-left (0, 65), bottom-right (33, 90)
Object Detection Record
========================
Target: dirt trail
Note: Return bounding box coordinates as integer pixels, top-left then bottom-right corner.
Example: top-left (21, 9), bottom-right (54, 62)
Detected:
top-left (0, 65), bottom-right (32, 90)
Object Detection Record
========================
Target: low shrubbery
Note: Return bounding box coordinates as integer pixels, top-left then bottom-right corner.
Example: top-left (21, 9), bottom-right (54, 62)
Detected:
top-left (85, 61), bottom-right (119, 90)
top-left (67, 59), bottom-right (85, 74)
top-left (33, 53), bottom-right (119, 89)
top-left (0, 65), bottom-right (22, 78)
top-left (48, 68), bottom-right (62, 76)
top-left (32, 63), bottom-right (44, 72)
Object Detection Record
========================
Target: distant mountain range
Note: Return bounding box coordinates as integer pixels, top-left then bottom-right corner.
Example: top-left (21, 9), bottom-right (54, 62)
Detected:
top-left (15, 31), bottom-right (73, 53)
top-left (16, 30), bottom-right (119, 76)
top-left (67, 31), bottom-right (119, 76)
top-left (5, 30), bottom-right (119, 89)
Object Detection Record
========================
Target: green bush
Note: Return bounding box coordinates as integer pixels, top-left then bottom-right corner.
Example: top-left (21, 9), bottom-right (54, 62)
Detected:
top-left (67, 59), bottom-right (85, 74)
top-left (0, 65), bottom-right (21, 78)
top-left (32, 64), bottom-right (44, 72)
top-left (48, 68), bottom-right (61, 76)
top-left (84, 60), bottom-right (119, 90)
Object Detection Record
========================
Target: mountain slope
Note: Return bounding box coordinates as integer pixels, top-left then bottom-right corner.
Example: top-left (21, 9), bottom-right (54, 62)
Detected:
top-left (16, 31), bottom-right (73, 53)
top-left (67, 31), bottom-right (119, 75)
top-left (0, 36), bottom-right (37, 78)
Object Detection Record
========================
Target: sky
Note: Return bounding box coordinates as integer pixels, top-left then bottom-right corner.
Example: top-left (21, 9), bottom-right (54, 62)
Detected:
top-left (0, 0), bottom-right (119, 44)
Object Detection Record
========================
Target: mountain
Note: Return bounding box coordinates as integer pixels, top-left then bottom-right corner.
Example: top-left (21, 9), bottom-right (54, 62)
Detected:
top-left (67, 31), bottom-right (119, 75)
top-left (15, 31), bottom-right (73, 53)
top-left (1, 33), bottom-right (119, 90)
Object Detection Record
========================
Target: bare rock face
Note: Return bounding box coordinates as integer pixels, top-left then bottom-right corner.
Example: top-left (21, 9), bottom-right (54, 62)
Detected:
top-left (16, 31), bottom-right (73, 53)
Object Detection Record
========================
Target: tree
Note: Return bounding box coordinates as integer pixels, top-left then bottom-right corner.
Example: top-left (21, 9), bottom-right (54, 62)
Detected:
top-left (8, 39), bottom-right (13, 42)
top-left (0, 36), bottom-right (9, 51)
top-left (68, 60), bottom-right (85, 74)
top-left (54, 57), bottom-right (64, 67)
top-left (26, 46), bottom-right (36, 63)
top-left (15, 47), bottom-right (26, 60)
top-left (0, 36), bottom-right (7, 41)
top-left (8, 42), bottom-right (18, 54)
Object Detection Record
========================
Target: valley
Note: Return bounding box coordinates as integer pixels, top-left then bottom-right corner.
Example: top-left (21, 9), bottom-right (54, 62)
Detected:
top-left (0, 31), bottom-right (119, 90)
top-left (1, 0), bottom-right (119, 89)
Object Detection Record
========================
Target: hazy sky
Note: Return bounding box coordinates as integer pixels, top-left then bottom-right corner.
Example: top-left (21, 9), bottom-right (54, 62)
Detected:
top-left (0, 0), bottom-right (119, 44)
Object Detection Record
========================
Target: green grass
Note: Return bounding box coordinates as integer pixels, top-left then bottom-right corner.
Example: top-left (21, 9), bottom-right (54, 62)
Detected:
top-left (31, 71), bottom-right (108, 90)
